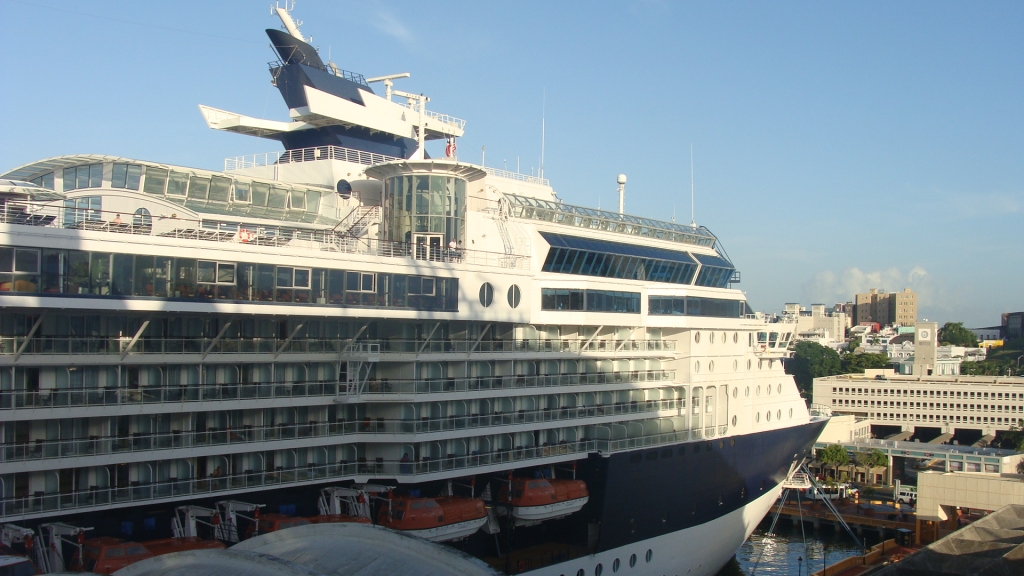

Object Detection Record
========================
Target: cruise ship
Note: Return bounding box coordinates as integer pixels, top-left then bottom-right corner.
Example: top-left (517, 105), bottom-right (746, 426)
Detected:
top-left (0, 6), bottom-right (826, 575)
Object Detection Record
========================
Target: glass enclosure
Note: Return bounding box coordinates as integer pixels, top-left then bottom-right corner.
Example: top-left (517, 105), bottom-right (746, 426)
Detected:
top-left (383, 175), bottom-right (466, 248)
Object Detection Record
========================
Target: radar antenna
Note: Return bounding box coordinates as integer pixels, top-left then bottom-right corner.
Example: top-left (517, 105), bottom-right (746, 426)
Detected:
top-left (366, 73), bottom-right (411, 102)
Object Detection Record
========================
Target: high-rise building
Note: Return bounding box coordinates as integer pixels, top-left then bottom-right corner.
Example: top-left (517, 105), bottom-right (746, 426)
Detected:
top-left (854, 288), bottom-right (917, 327)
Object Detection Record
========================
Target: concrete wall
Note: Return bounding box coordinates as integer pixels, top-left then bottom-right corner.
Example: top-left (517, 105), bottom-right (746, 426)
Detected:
top-left (917, 470), bottom-right (1024, 521)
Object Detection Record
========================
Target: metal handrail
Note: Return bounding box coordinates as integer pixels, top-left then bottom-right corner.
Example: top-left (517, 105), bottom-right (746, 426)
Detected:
top-left (357, 370), bottom-right (676, 396)
top-left (0, 400), bottom-right (686, 464)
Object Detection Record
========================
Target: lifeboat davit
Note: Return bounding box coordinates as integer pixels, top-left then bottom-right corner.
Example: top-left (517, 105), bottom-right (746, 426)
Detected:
top-left (499, 478), bottom-right (589, 525)
top-left (377, 495), bottom-right (488, 542)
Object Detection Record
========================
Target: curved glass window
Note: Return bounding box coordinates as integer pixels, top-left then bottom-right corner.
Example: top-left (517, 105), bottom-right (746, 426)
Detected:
top-left (383, 174), bottom-right (466, 247)
top-left (541, 232), bottom-right (701, 285)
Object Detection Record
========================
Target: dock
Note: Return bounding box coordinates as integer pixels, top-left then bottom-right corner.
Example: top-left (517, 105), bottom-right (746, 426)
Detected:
top-left (769, 500), bottom-right (916, 539)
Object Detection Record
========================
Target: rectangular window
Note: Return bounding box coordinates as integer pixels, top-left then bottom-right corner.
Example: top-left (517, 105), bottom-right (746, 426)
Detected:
top-left (196, 261), bottom-right (235, 285)
top-left (111, 164), bottom-right (142, 190)
top-left (63, 164), bottom-right (103, 191)
top-left (208, 176), bottom-right (232, 202)
top-left (234, 181), bottom-right (251, 203)
top-left (187, 175), bottom-right (210, 200)
top-left (166, 171), bottom-right (188, 196)
top-left (29, 172), bottom-right (55, 190)
top-left (142, 168), bottom-right (168, 195)
top-left (289, 190), bottom-right (306, 210)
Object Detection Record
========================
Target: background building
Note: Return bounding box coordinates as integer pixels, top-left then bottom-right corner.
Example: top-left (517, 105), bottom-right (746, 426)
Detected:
top-left (854, 288), bottom-right (917, 327)
top-left (782, 303), bottom-right (848, 346)
top-left (1002, 311), bottom-right (1024, 340)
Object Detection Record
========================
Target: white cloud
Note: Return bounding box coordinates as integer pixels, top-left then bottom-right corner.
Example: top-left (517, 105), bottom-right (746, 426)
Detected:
top-left (375, 12), bottom-right (414, 44)
top-left (802, 266), bottom-right (935, 307)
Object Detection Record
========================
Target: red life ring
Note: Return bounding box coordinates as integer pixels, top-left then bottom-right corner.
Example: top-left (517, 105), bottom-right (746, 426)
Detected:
top-left (239, 229), bottom-right (253, 243)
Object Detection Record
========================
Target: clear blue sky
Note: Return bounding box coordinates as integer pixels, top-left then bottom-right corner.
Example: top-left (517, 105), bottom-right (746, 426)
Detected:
top-left (2, 1), bottom-right (1021, 327)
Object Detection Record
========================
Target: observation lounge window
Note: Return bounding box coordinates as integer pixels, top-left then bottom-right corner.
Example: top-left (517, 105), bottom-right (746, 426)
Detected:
top-left (187, 175), bottom-right (210, 200)
top-left (111, 164), bottom-right (143, 190)
top-left (0, 247), bottom-right (40, 292)
top-left (541, 288), bottom-right (640, 313)
top-left (29, 172), bottom-right (54, 190)
top-left (234, 182), bottom-right (251, 203)
top-left (208, 176), bottom-right (232, 202)
top-left (166, 171), bottom-right (188, 196)
top-left (649, 296), bottom-right (745, 318)
top-left (142, 168), bottom-right (168, 195)
top-left (540, 232), bottom-right (700, 286)
top-left (63, 164), bottom-right (102, 191)
top-left (0, 243), bottom-right (458, 312)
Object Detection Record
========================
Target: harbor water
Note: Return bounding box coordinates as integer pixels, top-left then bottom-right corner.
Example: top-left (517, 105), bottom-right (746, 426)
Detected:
top-left (715, 522), bottom-right (871, 575)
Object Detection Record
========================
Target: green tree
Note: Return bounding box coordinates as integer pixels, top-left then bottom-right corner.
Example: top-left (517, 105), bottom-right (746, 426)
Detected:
top-left (938, 322), bottom-right (978, 347)
top-left (819, 444), bottom-right (849, 480)
top-left (841, 352), bottom-right (892, 373)
top-left (786, 341), bottom-right (842, 396)
top-left (847, 337), bottom-right (862, 352)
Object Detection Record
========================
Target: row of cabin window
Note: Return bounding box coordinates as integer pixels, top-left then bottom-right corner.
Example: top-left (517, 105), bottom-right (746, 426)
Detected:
top-left (540, 289), bottom-right (641, 314)
top-left (542, 247), bottom-right (699, 286)
top-left (35, 164), bottom-right (322, 213)
top-left (0, 246), bottom-right (458, 311)
top-left (647, 296), bottom-right (747, 318)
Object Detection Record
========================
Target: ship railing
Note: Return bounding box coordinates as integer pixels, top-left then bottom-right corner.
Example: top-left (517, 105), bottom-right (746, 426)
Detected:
top-left (598, 430), bottom-right (693, 453)
top-left (356, 370), bottom-right (676, 396)
top-left (0, 441), bottom-right (598, 520)
top-left (0, 380), bottom-right (347, 410)
top-left (0, 401), bottom-right (687, 464)
top-left (481, 167), bottom-right (550, 186)
top-left (0, 337), bottom-right (671, 361)
top-left (0, 202), bottom-right (531, 271)
top-left (225, 145), bottom-right (401, 170)
top-left (421, 110), bottom-right (467, 131)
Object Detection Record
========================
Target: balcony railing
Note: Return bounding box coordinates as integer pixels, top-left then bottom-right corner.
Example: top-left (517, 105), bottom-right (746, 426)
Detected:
top-left (1, 370), bottom-right (676, 411)
top-left (0, 424), bottom-right (724, 521)
top-left (357, 370), bottom-right (675, 397)
top-left (1, 399), bottom-right (685, 464)
top-left (0, 337), bottom-right (672, 361)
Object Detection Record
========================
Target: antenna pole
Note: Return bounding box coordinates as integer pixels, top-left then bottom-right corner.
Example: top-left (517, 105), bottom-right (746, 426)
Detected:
top-left (540, 90), bottom-right (546, 180)
top-left (690, 144), bottom-right (695, 227)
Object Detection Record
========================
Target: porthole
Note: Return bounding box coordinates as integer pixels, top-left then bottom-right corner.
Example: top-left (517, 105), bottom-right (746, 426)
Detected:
top-left (789, 408), bottom-right (793, 418)
top-left (730, 438), bottom-right (736, 447)
top-left (710, 332), bottom-right (715, 344)
top-left (756, 412), bottom-right (760, 423)
top-left (745, 386), bottom-right (750, 397)
top-left (694, 331), bottom-right (701, 343)
top-left (576, 569), bottom-right (584, 576)
top-left (778, 383), bottom-right (782, 394)
top-left (478, 283), bottom-right (493, 307)
top-left (732, 387), bottom-right (738, 398)
top-left (758, 360), bottom-right (763, 370)
top-left (612, 558), bottom-right (620, 573)
top-left (629, 554), bottom-right (637, 568)
top-left (721, 332), bottom-right (726, 344)
top-left (732, 415), bottom-right (738, 426)
top-left (733, 332), bottom-right (739, 343)
top-left (708, 361), bottom-right (714, 373)
top-left (767, 411), bottom-right (772, 421)
top-left (595, 564), bottom-right (603, 576)
top-left (767, 385), bottom-right (771, 395)
top-left (768, 359), bottom-right (774, 369)
top-left (719, 440), bottom-right (724, 449)
top-left (507, 284), bottom-right (521, 308)
top-left (646, 549), bottom-right (653, 563)
top-left (693, 443), bottom-right (701, 453)
top-left (777, 409), bottom-right (782, 421)
top-left (733, 359), bottom-right (738, 371)
top-left (694, 361), bottom-right (700, 373)
top-left (756, 385), bottom-right (761, 396)
top-left (746, 359), bottom-right (752, 370)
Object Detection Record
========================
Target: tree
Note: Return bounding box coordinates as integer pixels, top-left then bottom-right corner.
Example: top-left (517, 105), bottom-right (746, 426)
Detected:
top-left (787, 341), bottom-right (842, 396)
top-left (841, 352), bottom-right (892, 373)
top-left (819, 444), bottom-right (849, 480)
top-left (938, 322), bottom-right (978, 347)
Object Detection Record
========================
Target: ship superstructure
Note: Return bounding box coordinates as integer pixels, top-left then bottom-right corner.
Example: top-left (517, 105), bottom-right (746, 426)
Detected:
top-left (0, 6), bottom-right (825, 575)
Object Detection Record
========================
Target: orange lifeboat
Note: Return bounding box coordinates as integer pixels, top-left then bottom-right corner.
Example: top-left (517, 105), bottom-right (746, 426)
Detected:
top-left (142, 536), bottom-right (226, 557)
top-left (243, 513), bottom-right (311, 539)
top-left (377, 495), bottom-right (487, 542)
top-left (307, 513), bottom-right (372, 525)
top-left (498, 478), bottom-right (589, 525)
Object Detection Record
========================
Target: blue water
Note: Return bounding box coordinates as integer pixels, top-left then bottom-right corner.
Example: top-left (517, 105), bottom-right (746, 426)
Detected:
top-left (715, 524), bottom-right (869, 575)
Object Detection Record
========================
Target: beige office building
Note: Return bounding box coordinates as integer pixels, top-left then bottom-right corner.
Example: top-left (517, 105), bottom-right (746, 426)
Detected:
top-left (854, 288), bottom-right (917, 326)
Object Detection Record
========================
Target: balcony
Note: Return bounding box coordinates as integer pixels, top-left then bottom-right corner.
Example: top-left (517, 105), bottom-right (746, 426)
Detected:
top-left (1, 399), bottom-right (686, 465)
